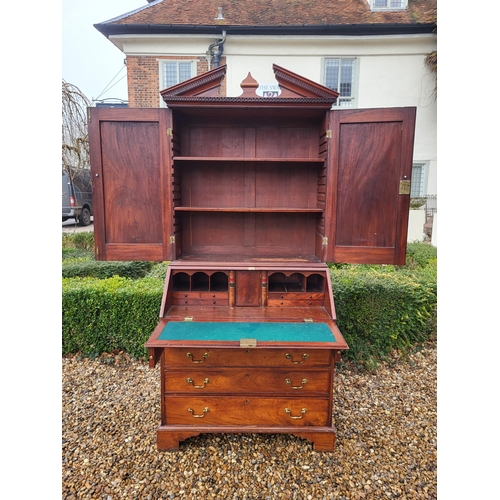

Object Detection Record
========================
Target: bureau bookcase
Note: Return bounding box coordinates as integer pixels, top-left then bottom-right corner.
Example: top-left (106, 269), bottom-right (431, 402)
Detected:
top-left (88, 64), bottom-right (416, 451)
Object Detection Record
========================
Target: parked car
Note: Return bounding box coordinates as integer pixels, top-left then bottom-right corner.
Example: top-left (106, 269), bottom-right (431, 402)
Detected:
top-left (62, 167), bottom-right (93, 226)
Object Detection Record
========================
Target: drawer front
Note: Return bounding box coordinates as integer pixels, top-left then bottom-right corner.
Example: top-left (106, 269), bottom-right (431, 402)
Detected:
top-left (165, 368), bottom-right (331, 394)
top-left (165, 396), bottom-right (330, 426)
top-left (267, 298), bottom-right (324, 307)
top-left (164, 348), bottom-right (331, 368)
top-left (171, 292), bottom-right (228, 306)
top-left (268, 292), bottom-right (324, 302)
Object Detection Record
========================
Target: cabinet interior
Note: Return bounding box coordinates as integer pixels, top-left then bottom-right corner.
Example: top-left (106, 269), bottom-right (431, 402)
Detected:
top-left (171, 112), bottom-right (328, 262)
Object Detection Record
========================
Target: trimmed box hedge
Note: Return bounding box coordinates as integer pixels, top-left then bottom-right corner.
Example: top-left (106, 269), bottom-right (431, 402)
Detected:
top-left (62, 260), bottom-right (154, 279)
top-left (62, 276), bottom-right (163, 359)
top-left (330, 266), bottom-right (436, 369)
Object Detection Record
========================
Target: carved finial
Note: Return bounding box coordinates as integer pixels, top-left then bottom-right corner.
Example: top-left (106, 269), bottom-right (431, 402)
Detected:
top-left (240, 72), bottom-right (259, 97)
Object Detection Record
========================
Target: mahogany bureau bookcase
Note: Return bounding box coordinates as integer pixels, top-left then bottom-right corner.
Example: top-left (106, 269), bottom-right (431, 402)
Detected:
top-left (88, 64), bottom-right (416, 451)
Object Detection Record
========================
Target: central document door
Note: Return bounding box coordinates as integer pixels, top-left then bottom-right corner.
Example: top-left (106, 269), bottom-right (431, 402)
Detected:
top-left (236, 271), bottom-right (261, 306)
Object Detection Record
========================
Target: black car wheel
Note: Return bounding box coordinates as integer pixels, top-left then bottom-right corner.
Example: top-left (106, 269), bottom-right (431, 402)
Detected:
top-left (78, 207), bottom-right (92, 226)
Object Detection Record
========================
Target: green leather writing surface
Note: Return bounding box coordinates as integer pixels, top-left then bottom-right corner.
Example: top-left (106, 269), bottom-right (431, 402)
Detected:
top-left (158, 321), bottom-right (335, 343)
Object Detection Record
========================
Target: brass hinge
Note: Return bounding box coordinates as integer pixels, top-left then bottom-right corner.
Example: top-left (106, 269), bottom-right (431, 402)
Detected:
top-left (322, 237), bottom-right (328, 246)
top-left (170, 235), bottom-right (175, 244)
top-left (184, 316), bottom-right (194, 322)
top-left (240, 338), bottom-right (257, 348)
top-left (399, 180), bottom-right (411, 195)
top-left (326, 130), bottom-right (332, 139)
top-left (166, 128), bottom-right (173, 136)
top-left (303, 318), bottom-right (313, 323)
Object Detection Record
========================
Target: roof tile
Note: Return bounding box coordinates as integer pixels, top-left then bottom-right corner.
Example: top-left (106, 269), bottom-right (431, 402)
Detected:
top-left (105, 0), bottom-right (437, 27)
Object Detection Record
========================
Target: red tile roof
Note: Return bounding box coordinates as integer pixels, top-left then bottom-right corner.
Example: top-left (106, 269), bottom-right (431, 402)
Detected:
top-left (100, 0), bottom-right (436, 28)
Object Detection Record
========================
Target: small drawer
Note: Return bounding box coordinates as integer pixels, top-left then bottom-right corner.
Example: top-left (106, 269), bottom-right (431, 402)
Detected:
top-left (164, 348), bottom-right (332, 368)
top-left (267, 298), bottom-right (324, 307)
top-left (267, 292), bottom-right (324, 307)
top-left (165, 368), bottom-right (331, 394)
top-left (171, 291), bottom-right (228, 306)
top-left (165, 396), bottom-right (330, 426)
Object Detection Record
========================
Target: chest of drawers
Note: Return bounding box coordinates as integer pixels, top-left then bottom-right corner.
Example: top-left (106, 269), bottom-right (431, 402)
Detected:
top-left (150, 342), bottom-right (344, 451)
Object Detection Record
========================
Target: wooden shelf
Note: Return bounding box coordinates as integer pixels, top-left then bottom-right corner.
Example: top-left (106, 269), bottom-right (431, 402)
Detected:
top-left (173, 156), bottom-right (325, 164)
top-left (174, 207), bottom-right (323, 213)
top-left (170, 256), bottom-right (324, 266)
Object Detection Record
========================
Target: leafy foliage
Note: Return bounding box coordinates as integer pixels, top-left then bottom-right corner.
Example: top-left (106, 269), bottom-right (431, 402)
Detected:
top-left (331, 264), bottom-right (436, 369)
top-left (62, 232), bottom-right (156, 279)
top-left (62, 276), bottom-right (163, 359)
top-left (62, 232), bottom-right (95, 252)
top-left (62, 260), bottom-right (154, 279)
top-left (404, 241), bottom-right (437, 269)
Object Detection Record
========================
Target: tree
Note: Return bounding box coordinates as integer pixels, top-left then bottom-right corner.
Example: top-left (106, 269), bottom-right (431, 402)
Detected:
top-left (424, 51), bottom-right (437, 99)
top-left (62, 80), bottom-right (91, 174)
top-left (424, 8), bottom-right (437, 100)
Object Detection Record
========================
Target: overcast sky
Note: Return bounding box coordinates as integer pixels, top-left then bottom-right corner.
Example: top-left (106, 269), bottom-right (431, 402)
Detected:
top-left (62, 0), bottom-right (146, 103)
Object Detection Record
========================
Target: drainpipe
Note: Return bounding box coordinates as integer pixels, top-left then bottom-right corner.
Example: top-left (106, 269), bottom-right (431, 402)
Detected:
top-left (206, 31), bottom-right (226, 70)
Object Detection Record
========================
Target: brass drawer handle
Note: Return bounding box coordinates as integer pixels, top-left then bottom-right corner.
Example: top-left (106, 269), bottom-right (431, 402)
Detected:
top-left (285, 353), bottom-right (309, 364)
top-left (285, 408), bottom-right (307, 419)
top-left (285, 378), bottom-right (308, 389)
top-left (187, 407), bottom-right (209, 418)
top-left (186, 377), bottom-right (210, 389)
top-left (186, 352), bottom-right (209, 363)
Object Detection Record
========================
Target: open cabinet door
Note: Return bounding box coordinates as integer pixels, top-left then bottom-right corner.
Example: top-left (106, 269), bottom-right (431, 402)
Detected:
top-left (325, 107), bottom-right (416, 265)
top-left (88, 108), bottom-right (174, 261)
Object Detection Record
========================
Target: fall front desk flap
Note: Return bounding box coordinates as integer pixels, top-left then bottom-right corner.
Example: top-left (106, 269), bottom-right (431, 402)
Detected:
top-left (158, 321), bottom-right (337, 343)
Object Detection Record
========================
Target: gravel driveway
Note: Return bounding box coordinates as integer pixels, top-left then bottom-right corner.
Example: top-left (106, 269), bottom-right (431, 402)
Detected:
top-left (62, 218), bottom-right (94, 233)
top-left (62, 344), bottom-right (436, 499)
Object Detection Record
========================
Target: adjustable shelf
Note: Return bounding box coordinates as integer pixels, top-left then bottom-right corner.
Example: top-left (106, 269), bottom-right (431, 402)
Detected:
top-left (174, 207), bottom-right (323, 213)
top-left (173, 156), bottom-right (326, 164)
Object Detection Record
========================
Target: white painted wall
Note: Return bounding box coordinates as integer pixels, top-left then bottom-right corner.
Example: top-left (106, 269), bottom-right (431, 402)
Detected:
top-left (407, 209), bottom-right (426, 242)
top-left (111, 32), bottom-right (437, 196)
top-left (431, 212), bottom-right (437, 247)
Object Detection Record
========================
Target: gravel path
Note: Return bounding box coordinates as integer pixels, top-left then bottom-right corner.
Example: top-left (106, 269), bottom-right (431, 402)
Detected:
top-left (62, 344), bottom-right (436, 499)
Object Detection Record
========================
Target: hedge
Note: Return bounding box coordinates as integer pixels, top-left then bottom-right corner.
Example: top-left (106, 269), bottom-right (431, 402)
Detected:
top-left (62, 260), bottom-right (154, 279)
top-left (62, 258), bottom-right (436, 366)
top-left (62, 276), bottom-right (163, 359)
top-left (330, 266), bottom-right (436, 369)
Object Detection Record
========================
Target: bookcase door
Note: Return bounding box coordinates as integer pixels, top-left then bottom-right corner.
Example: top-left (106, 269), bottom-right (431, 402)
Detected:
top-left (325, 107), bottom-right (416, 265)
top-left (88, 108), bottom-right (174, 261)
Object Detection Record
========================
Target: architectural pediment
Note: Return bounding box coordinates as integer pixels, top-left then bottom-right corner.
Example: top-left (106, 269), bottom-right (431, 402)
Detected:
top-left (160, 64), bottom-right (339, 108)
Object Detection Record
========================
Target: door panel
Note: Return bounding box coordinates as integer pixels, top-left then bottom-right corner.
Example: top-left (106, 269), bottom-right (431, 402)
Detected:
top-left (235, 271), bottom-right (261, 306)
top-left (325, 108), bottom-right (416, 265)
top-left (88, 108), bottom-right (173, 261)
